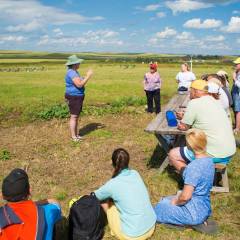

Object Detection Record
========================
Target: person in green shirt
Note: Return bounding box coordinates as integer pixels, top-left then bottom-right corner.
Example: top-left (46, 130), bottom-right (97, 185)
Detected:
top-left (94, 148), bottom-right (156, 240)
top-left (169, 80), bottom-right (236, 173)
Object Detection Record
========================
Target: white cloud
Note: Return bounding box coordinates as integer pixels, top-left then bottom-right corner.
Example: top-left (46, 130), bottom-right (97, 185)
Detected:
top-left (37, 29), bottom-right (123, 47)
top-left (156, 12), bottom-right (166, 18)
top-left (0, 0), bottom-right (104, 26)
top-left (165, 0), bottom-right (213, 15)
top-left (205, 35), bottom-right (225, 42)
top-left (176, 31), bottom-right (194, 40)
top-left (53, 28), bottom-right (63, 37)
top-left (156, 27), bottom-right (177, 39)
top-left (232, 10), bottom-right (240, 14)
top-left (143, 4), bottom-right (161, 11)
top-left (222, 16), bottom-right (240, 33)
top-left (237, 38), bottom-right (240, 44)
top-left (6, 20), bottom-right (42, 32)
top-left (0, 35), bottom-right (27, 44)
top-left (184, 18), bottom-right (222, 29)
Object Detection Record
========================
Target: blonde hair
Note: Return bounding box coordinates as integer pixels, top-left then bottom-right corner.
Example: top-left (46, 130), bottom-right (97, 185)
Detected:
top-left (186, 129), bottom-right (207, 154)
top-left (182, 62), bottom-right (190, 71)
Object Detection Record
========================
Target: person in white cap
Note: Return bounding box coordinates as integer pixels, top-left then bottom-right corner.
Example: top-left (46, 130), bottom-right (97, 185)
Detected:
top-left (231, 57), bottom-right (240, 133)
top-left (207, 80), bottom-right (231, 121)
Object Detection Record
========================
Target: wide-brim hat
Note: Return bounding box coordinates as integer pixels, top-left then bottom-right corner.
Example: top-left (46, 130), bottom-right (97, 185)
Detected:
top-left (233, 57), bottom-right (240, 65)
top-left (65, 55), bottom-right (84, 66)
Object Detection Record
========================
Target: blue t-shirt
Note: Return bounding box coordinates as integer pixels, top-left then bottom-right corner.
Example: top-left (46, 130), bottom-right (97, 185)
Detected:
top-left (182, 157), bottom-right (215, 221)
top-left (94, 169), bottom-right (156, 237)
top-left (41, 203), bottom-right (62, 240)
top-left (65, 69), bottom-right (85, 96)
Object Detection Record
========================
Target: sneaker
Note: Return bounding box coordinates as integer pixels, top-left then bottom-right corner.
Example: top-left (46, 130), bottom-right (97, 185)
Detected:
top-left (76, 135), bottom-right (84, 140)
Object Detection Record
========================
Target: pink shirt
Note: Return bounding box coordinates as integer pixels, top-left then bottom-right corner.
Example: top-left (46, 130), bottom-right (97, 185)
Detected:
top-left (144, 72), bottom-right (162, 91)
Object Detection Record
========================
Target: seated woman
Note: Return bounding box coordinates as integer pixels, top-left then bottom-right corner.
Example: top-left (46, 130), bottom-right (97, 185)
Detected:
top-left (94, 148), bottom-right (156, 240)
top-left (154, 129), bottom-right (215, 227)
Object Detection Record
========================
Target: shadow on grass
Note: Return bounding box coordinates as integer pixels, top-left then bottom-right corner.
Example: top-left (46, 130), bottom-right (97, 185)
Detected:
top-left (147, 144), bottom-right (167, 169)
top-left (79, 123), bottom-right (105, 136)
top-left (147, 144), bottom-right (184, 189)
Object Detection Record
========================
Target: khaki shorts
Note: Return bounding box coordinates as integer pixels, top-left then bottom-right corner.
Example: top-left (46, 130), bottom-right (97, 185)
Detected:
top-left (107, 205), bottom-right (155, 240)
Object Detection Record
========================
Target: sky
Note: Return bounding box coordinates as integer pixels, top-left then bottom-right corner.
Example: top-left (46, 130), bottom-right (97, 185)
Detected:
top-left (0, 0), bottom-right (239, 55)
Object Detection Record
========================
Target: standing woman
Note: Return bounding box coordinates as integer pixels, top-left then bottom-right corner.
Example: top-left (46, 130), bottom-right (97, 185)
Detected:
top-left (143, 63), bottom-right (162, 114)
top-left (65, 55), bottom-right (93, 141)
top-left (176, 63), bottom-right (196, 92)
top-left (232, 57), bottom-right (240, 134)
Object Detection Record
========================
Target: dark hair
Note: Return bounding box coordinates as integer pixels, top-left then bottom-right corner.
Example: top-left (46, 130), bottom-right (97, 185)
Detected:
top-left (112, 148), bottom-right (129, 178)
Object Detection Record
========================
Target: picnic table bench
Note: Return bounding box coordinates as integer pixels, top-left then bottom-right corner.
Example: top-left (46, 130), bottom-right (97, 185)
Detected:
top-left (145, 93), bottom-right (190, 173)
top-left (145, 93), bottom-right (230, 193)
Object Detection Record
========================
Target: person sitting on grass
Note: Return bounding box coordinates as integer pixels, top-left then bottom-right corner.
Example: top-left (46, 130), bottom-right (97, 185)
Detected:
top-left (94, 148), bottom-right (156, 240)
top-left (154, 129), bottom-right (216, 233)
top-left (170, 79), bottom-right (236, 167)
top-left (143, 63), bottom-right (162, 114)
top-left (0, 168), bottom-right (61, 240)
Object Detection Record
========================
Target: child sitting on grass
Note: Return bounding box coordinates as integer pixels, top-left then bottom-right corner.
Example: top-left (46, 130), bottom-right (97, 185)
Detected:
top-left (154, 129), bottom-right (216, 233)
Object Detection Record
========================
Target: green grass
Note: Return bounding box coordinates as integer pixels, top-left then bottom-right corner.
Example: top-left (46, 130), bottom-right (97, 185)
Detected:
top-left (0, 60), bottom-right (234, 125)
top-left (0, 53), bottom-right (239, 240)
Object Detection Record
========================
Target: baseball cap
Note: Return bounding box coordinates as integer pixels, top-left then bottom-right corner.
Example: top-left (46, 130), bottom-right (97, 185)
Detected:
top-left (208, 82), bottom-right (220, 94)
top-left (2, 168), bottom-right (30, 202)
top-left (150, 63), bottom-right (158, 70)
top-left (190, 80), bottom-right (208, 92)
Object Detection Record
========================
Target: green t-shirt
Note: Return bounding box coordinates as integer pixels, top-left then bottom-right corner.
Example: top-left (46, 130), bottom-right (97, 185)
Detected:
top-left (183, 95), bottom-right (236, 158)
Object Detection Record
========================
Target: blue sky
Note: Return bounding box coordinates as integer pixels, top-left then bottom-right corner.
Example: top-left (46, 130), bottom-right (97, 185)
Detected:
top-left (0, 0), bottom-right (239, 55)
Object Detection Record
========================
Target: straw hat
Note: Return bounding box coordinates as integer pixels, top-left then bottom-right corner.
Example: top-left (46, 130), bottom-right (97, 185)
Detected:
top-left (65, 55), bottom-right (84, 66)
top-left (233, 57), bottom-right (240, 65)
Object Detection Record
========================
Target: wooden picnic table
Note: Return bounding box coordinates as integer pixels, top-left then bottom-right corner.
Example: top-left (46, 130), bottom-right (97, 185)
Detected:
top-left (145, 93), bottom-right (190, 173)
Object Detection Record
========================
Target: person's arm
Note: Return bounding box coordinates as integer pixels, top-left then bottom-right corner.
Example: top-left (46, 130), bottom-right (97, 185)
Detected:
top-left (72, 69), bottom-right (93, 88)
top-left (94, 180), bottom-right (113, 201)
top-left (177, 122), bottom-right (191, 131)
top-left (171, 185), bottom-right (194, 205)
top-left (176, 73), bottom-right (180, 83)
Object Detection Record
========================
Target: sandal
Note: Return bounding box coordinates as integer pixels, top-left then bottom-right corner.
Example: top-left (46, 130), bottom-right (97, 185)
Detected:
top-left (192, 219), bottom-right (218, 235)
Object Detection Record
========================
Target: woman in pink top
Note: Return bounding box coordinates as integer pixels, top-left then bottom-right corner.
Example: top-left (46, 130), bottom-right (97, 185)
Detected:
top-left (144, 63), bottom-right (162, 113)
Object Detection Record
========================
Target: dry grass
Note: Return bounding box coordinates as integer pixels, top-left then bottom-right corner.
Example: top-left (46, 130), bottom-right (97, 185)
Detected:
top-left (0, 110), bottom-right (240, 240)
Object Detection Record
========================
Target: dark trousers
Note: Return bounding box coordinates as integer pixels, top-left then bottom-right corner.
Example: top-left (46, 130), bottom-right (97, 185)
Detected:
top-left (145, 89), bottom-right (161, 113)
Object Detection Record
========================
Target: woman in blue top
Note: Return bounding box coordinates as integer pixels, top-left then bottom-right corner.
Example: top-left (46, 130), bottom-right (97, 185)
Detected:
top-left (65, 55), bottom-right (93, 142)
top-left (154, 129), bottom-right (215, 226)
top-left (94, 149), bottom-right (156, 240)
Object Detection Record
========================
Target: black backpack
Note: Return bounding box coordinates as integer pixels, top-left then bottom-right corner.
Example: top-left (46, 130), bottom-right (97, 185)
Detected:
top-left (68, 194), bottom-right (107, 240)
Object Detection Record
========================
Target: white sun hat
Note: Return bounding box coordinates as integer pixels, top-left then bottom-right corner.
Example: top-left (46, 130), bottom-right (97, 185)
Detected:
top-left (217, 70), bottom-right (228, 77)
top-left (208, 82), bottom-right (220, 94)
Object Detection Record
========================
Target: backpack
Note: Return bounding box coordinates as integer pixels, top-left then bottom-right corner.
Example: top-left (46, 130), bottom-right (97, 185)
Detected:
top-left (68, 194), bottom-right (107, 240)
top-left (0, 204), bottom-right (45, 240)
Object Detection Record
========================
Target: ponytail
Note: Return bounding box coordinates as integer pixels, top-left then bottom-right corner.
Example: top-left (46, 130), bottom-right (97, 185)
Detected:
top-left (112, 148), bottom-right (129, 178)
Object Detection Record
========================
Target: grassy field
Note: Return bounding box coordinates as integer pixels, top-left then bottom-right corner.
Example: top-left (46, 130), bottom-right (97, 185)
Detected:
top-left (0, 54), bottom-right (239, 240)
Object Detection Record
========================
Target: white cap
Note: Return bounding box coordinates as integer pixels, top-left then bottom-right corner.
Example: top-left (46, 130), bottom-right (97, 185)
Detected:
top-left (208, 82), bottom-right (220, 94)
top-left (217, 70), bottom-right (228, 77)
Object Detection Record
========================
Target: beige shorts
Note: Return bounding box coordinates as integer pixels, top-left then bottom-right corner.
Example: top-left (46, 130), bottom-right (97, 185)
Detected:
top-left (107, 205), bottom-right (155, 240)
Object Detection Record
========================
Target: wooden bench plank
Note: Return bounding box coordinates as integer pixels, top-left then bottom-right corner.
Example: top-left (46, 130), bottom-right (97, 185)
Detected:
top-left (145, 94), bottom-right (190, 133)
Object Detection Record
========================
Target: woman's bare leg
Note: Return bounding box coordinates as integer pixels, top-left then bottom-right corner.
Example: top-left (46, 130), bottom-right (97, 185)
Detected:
top-left (69, 114), bottom-right (79, 138)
